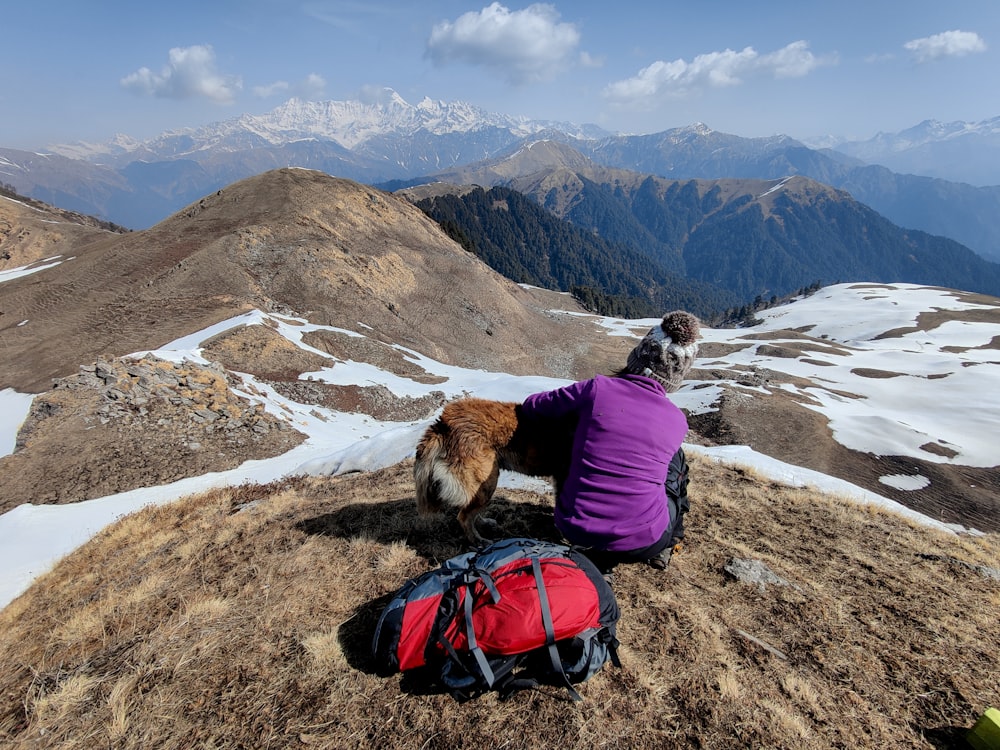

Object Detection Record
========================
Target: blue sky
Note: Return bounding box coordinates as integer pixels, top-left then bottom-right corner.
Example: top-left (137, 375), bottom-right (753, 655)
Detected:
top-left (2, 1), bottom-right (996, 149)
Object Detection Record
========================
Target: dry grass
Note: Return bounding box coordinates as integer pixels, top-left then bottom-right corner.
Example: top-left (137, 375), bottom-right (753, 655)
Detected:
top-left (1, 456), bottom-right (998, 749)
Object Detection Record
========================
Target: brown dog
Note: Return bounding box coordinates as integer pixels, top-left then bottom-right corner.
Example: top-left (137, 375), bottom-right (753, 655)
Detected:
top-left (414, 398), bottom-right (574, 545)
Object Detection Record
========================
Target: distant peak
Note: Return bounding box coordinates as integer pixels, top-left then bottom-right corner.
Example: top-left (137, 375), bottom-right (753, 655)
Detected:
top-left (417, 96), bottom-right (443, 109)
top-left (356, 86), bottom-right (408, 107)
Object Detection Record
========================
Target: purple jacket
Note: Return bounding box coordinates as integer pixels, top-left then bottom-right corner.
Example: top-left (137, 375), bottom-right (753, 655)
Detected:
top-left (521, 374), bottom-right (688, 552)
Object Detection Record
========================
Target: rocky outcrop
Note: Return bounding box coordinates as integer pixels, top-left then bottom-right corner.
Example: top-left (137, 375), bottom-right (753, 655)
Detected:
top-left (1, 356), bottom-right (304, 512)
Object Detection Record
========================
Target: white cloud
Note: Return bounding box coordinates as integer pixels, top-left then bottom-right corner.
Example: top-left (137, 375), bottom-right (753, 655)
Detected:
top-left (903, 30), bottom-right (987, 62)
top-left (299, 73), bottom-right (327, 99)
top-left (300, 2), bottom-right (395, 35)
top-left (253, 81), bottom-right (290, 98)
top-left (603, 41), bottom-right (830, 104)
top-left (121, 45), bottom-right (242, 104)
top-left (759, 40), bottom-right (831, 78)
top-left (253, 73), bottom-right (326, 100)
top-left (426, 2), bottom-right (582, 84)
top-left (865, 52), bottom-right (896, 64)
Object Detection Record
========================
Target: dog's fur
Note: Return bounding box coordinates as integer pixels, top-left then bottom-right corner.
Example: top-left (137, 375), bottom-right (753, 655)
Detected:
top-left (414, 398), bottom-right (574, 544)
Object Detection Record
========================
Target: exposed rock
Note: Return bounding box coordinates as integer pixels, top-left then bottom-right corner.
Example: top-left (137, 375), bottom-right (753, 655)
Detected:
top-left (0, 355), bottom-right (305, 512)
top-left (724, 558), bottom-right (801, 593)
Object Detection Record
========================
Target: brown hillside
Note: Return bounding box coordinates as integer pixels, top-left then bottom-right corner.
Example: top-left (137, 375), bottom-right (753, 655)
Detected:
top-left (416, 160), bottom-right (850, 226)
top-left (0, 168), bottom-right (627, 393)
top-left (0, 456), bottom-right (997, 749)
top-left (2, 176), bottom-right (998, 748)
top-left (0, 176), bottom-right (633, 509)
top-left (0, 193), bottom-right (120, 271)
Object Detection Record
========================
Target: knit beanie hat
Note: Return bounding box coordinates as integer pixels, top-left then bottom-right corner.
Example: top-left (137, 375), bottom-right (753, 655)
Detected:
top-left (625, 311), bottom-right (700, 393)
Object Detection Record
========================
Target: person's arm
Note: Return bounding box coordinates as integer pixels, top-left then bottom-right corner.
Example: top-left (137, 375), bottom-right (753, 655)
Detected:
top-left (520, 378), bottom-right (592, 419)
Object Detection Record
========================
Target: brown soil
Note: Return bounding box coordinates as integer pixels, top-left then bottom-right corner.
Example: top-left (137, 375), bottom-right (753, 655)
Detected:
top-left (201, 322), bottom-right (333, 380)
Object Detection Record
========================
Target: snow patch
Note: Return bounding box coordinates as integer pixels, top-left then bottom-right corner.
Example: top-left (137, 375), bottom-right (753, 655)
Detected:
top-left (879, 474), bottom-right (931, 491)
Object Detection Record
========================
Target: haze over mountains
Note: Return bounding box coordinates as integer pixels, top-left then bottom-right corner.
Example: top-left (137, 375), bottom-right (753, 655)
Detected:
top-left (2, 91), bottom-right (999, 265)
top-left (807, 116), bottom-right (1000, 187)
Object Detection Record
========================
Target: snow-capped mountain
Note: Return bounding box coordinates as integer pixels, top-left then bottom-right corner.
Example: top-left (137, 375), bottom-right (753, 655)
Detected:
top-left (807, 116), bottom-right (1000, 186)
top-left (49, 88), bottom-right (608, 164)
top-left (5, 94), bottom-right (999, 265)
top-left (828, 117), bottom-right (1000, 154)
top-left (14, 90), bottom-right (611, 228)
top-left (41, 133), bottom-right (143, 162)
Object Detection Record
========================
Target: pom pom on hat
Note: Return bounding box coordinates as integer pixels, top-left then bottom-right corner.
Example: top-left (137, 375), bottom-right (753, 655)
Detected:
top-left (626, 311), bottom-right (700, 392)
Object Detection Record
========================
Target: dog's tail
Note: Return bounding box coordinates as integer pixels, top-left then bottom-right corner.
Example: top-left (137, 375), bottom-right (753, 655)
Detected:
top-left (414, 419), bottom-right (470, 515)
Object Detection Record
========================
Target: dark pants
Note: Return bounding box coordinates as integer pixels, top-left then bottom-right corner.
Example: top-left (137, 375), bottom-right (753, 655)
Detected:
top-left (581, 525), bottom-right (674, 574)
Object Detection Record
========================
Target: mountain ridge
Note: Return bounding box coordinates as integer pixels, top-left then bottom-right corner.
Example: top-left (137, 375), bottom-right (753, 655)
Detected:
top-left (48, 89), bottom-right (609, 163)
top-left (810, 116), bottom-right (1000, 186)
top-left (1, 183), bottom-right (999, 750)
top-left (406, 148), bottom-right (1000, 305)
top-left (3, 94), bottom-right (998, 264)
top-left (0, 168), bottom-right (631, 393)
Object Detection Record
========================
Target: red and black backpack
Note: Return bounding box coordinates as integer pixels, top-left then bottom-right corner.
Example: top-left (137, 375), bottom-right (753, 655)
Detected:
top-left (372, 537), bottom-right (620, 701)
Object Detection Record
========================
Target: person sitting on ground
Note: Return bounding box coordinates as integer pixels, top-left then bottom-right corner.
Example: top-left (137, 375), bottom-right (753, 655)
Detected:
top-left (519, 310), bottom-right (699, 575)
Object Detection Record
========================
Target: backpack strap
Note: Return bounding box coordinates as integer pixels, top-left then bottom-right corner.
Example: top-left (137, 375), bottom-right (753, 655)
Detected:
top-left (602, 627), bottom-right (622, 668)
top-left (431, 569), bottom-right (505, 700)
top-left (531, 556), bottom-right (583, 702)
top-left (462, 573), bottom-right (499, 689)
top-left (475, 568), bottom-right (501, 603)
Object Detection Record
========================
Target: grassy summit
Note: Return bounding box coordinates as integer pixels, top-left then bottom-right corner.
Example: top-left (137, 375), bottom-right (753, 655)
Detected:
top-left (1, 455), bottom-right (997, 749)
